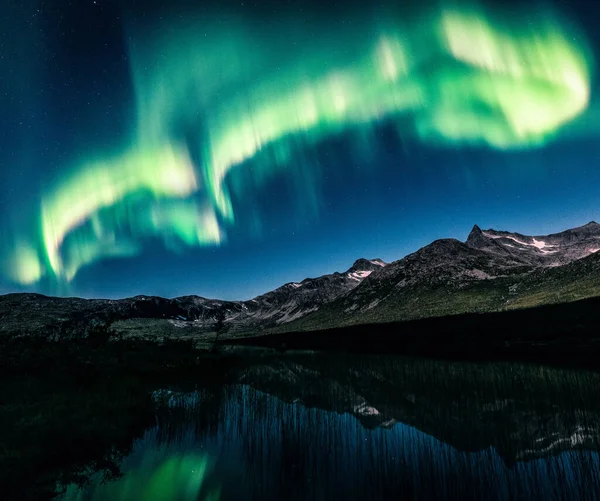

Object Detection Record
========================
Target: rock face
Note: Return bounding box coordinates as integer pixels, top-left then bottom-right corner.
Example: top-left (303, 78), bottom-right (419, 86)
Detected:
top-left (232, 258), bottom-right (389, 328)
top-left (466, 222), bottom-right (600, 267)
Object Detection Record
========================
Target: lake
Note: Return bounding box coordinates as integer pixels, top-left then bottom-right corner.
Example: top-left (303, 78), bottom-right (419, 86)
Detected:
top-left (23, 353), bottom-right (600, 500)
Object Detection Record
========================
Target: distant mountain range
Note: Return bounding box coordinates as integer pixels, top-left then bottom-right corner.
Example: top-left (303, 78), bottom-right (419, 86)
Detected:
top-left (3, 222), bottom-right (600, 340)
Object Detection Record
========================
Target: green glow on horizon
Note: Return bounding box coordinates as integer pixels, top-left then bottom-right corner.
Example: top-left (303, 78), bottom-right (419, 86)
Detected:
top-left (4, 2), bottom-right (592, 286)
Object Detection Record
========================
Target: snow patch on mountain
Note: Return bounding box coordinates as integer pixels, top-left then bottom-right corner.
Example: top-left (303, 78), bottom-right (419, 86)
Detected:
top-left (482, 232), bottom-right (558, 253)
top-left (348, 270), bottom-right (373, 281)
top-left (483, 232), bottom-right (542, 249)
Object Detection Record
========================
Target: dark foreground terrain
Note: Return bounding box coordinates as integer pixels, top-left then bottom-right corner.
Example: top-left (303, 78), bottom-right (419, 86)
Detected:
top-left (0, 333), bottom-right (243, 501)
top-left (5, 293), bottom-right (600, 500)
top-left (229, 295), bottom-right (600, 366)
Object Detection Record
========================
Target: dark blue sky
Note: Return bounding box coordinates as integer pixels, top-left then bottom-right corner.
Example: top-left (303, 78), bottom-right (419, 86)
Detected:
top-left (1, 0), bottom-right (599, 300)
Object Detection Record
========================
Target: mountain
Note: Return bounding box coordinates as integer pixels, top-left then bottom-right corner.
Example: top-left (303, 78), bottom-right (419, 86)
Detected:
top-left (232, 257), bottom-right (387, 327)
top-left (466, 222), bottom-right (600, 266)
top-left (4, 220), bottom-right (600, 341)
top-left (0, 258), bottom-right (387, 339)
top-left (277, 221), bottom-right (600, 331)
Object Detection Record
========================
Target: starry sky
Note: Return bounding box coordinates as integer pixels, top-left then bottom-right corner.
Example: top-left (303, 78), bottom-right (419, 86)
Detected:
top-left (1, 0), bottom-right (600, 300)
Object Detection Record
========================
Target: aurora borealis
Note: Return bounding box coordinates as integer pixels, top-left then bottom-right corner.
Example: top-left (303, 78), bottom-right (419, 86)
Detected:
top-left (1, 0), bottom-right (599, 298)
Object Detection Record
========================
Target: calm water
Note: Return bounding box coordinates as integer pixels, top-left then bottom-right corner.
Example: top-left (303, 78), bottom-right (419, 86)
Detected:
top-left (56, 354), bottom-right (600, 501)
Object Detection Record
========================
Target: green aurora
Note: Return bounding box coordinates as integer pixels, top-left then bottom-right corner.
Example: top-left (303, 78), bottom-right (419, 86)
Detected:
top-left (6, 3), bottom-right (592, 287)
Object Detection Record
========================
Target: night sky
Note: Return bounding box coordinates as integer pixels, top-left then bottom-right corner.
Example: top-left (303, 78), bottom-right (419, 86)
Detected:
top-left (1, 0), bottom-right (600, 300)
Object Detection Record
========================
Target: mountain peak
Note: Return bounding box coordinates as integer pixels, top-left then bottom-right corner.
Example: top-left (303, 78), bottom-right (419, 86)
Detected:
top-left (468, 224), bottom-right (483, 238)
top-left (466, 224), bottom-right (486, 246)
top-left (349, 258), bottom-right (387, 272)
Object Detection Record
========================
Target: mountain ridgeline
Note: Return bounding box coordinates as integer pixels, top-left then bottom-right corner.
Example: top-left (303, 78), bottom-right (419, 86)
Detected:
top-left (3, 222), bottom-right (600, 341)
top-left (0, 258), bottom-right (388, 339)
top-left (284, 221), bottom-right (600, 331)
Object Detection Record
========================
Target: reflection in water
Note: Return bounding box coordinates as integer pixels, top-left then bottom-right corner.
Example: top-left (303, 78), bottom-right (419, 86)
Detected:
top-left (59, 447), bottom-right (220, 501)
top-left (57, 356), bottom-right (600, 500)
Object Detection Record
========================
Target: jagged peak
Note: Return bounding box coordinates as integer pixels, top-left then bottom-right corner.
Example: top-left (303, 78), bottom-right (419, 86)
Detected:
top-left (466, 224), bottom-right (487, 245)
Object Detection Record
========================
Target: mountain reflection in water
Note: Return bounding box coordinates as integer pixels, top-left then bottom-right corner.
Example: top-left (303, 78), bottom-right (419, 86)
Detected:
top-left (57, 355), bottom-right (600, 501)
